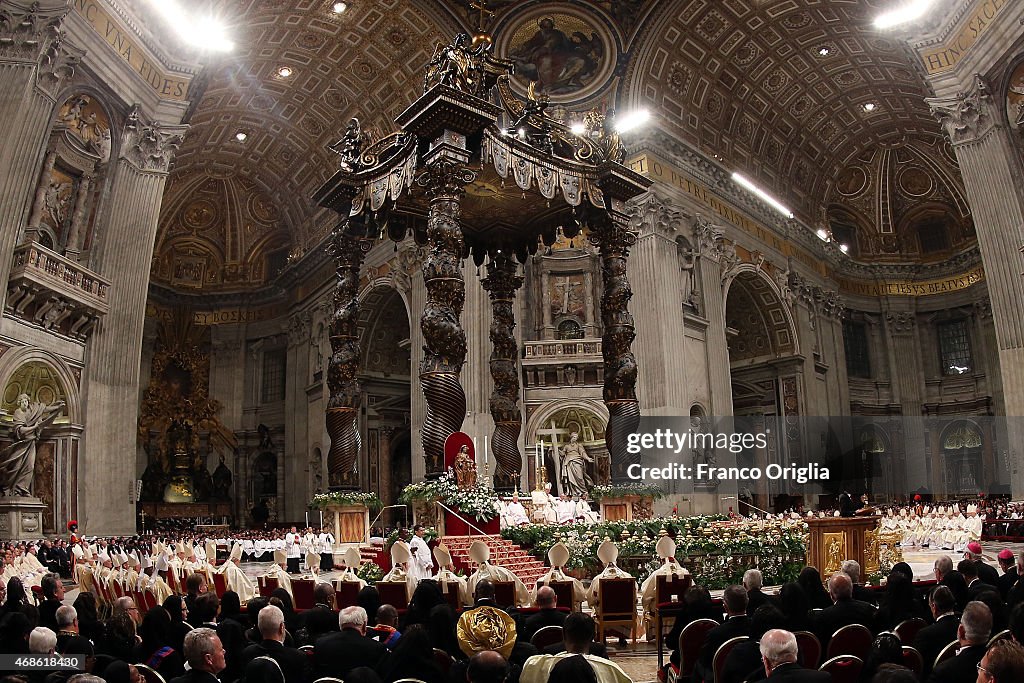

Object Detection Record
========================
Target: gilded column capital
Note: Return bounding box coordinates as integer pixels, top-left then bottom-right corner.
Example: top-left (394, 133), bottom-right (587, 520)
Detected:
top-left (119, 105), bottom-right (188, 173)
top-left (927, 74), bottom-right (997, 145)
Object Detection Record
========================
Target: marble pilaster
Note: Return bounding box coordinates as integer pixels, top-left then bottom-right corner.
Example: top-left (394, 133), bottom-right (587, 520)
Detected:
top-left (80, 110), bottom-right (186, 535)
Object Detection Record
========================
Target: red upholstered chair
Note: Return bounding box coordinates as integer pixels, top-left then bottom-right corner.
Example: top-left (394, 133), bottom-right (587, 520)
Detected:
top-left (432, 649), bottom-right (454, 674)
top-left (901, 646), bottom-right (924, 676)
top-left (376, 581), bottom-right (410, 613)
top-left (335, 581), bottom-right (361, 609)
top-left (441, 581), bottom-right (462, 612)
top-left (678, 618), bottom-right (719, 679)
top-left (990, 629), bottom-right (1012, 647)
top-left (546, 580), bottom-right (575, 610)
top-left (794, 630), bottom-right (822, 669)
top-left (211, 572), bottom-right (228, 598)
top-left (530, 625), bottom-right (564, 651)
top-left (713, 636), bottom-right (748, 683)
top-left (141, 589), bottom-right (158, 612)
top-left (819, 655), bottom-right (863, 683)
top-left (595, 577), bottom-right (637, 646)
top-left (259, 576), bottom-right (279, 598)
top-left (492, 581), bottom-right (516, 609)
top-left (933, 640), bottom-right (958, 671)
top-left (827, 624), bottom-right (872, 660)
top-left (894, 617), bottom-right (928, 645)
top-left (654, 574), bottom-right (692, 669)
top-left (291, 578), bottom-right (316, 610)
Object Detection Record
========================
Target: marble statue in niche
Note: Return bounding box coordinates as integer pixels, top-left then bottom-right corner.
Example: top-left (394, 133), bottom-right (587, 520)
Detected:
top-left (0, 394), bottom-right (64, 497)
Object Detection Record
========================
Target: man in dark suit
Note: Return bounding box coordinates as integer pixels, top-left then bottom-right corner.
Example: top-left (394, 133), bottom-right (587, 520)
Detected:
top-left (721, 605), bottom-right (786, 683)
top-left (965, 542), bottom-right (1001, 587)
top-left (520, 586), bottom-right (567, 643)
top-left (840, 560), bottom-right (877, 605)
top-left (694, 584), bottom-right (749, 683)
top-left (54, 606), bottom-right (94, 656)
top-left (313, 605), bottom-right (388, 679)
top-left (743, 569), bottom-right (770, 615)
top-left (926, 601), bottom-right (991, 683)
top-left (997, 549), bottom-right (1018, 600)
top-left (38, 572), bottom-right (65, 633)
top-left (298, 582), bottom-right (338, 646)
top-left (169, 628), bottom-right (226, 683)
top-left (810, 572), bottom-right (875, 651)
top-left (751, 629), bottom-right (830, 682)
top-left (912, 586), bottom-right (960, 677)
top-left (240, 605), bottom-right (310, 683)
top-left (960, 559), bottom-right (998, 601)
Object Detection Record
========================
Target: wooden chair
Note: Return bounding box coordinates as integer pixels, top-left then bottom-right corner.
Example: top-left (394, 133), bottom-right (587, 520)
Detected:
top-left (441, 581), bottom-right (462, 612)
top-left (713, 636), bottom-right (748, 683)
top-left (432, 648), bottom-right (454, 674)
top-left (793, 630), bottom-right (822, 669)
top-left (135, 663), bottom-right (168, 683)
top-left (901, 646), bottom-right (924, 676)
top-left (654, 573), bottom-right (692, 669)
top-left (595, 577), bottom-right (637, 646)
top-left (376, 581), bottom-right (410, 612)
top-left (211, 572), bottom-right (228, 598)
top-left (893, 617), bottom-right (927, 645)
top-left (259, 575), bottom-right (279, 598)
top-left (546, 580), bottom-right (575, 610)
top-left (491, 581), bottom-right (516, 609)
top-left (678, 618), bottom-right (719, 679)
top-left (335, 580), bottom-right (361, 609)
top-left (990, 629), bottom-right (1012, 647)
top-left (291, 578), bottom-right (316, 610)
top-left (819, 655), bottom-right (863, 683)
top-left (393, 679), bottom-right (429, 683)
top-left (826, 623), bottom-right (872, 660)
top-left (933, 640), bottom-right (958, 671)
top-left (530, 625), bottom-right (564, 651)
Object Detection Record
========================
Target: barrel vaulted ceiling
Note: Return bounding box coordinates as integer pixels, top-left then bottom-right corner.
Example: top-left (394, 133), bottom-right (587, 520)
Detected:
top-left (154, 0), bottom-right (966, 292)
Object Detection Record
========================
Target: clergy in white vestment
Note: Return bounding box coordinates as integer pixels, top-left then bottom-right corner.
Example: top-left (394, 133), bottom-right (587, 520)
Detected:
top-left (531, 486), bottom-right (558, 524)
top-left (317, 528), bottom-right (336, 572)
top-left (966, 504), bottom-right (984, 542)
top-left (505, 494), bottom-right (530, 527)
top-left (264, 549), bottom-right (294, 599)
top-left (305, 550), bottom-right (321, 577)
top-left (574, 496), bottom-right (600, 523)
top-left (532, 542), bottom-right (585, 609)
top-left (555, 496), bottom-right (575, 524)
top-left (408, 525), bottom-right (434, 583)
top-left (639, 536), bottom-right (691, 634)
top-left (432, 544), bottom-right (468, 606)
top-left (380, 540), bottom-right (416, 600)
top-left (284, 527), bottom-right (301, 574)
top-left (466, 540), bottom-right (530, 607)
top-left (587, 539), bottom-right (635, 613)
top-left (336, 546), bottom-right (367, 590)
top-left (216, 543), bottom-right (256, 601)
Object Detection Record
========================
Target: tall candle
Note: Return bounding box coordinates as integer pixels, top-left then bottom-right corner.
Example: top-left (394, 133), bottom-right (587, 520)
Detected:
top-left (483, 436), bottom-right (489, 465)
top-left (305, 512), bottom-right (309, 528)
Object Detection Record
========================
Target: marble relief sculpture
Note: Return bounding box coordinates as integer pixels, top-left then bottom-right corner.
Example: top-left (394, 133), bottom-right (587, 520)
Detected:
top-left (0, 394), bottom-right (64, 497)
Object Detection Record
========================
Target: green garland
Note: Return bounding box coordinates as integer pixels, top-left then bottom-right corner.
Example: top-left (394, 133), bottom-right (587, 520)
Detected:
top-left (502, 516), bottom-right (807, 589)
top-left (588, 483), bottom-right (667, 501)
top-left (309, 491), bottom-right (383, 511)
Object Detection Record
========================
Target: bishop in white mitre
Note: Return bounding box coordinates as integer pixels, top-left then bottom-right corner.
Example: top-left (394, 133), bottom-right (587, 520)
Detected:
top-left (336, 546), bottom-right (367, 590)
top-left (639, 535), bottom-right (691, 635)
top-left (380, 540), bottom-right (416, 600)
top-left (215, 543), bottom-right (256, 601)
top-left (466, 539), bottom-right (530, 607)
top-left (533, 541), bottom-right (585, 610)
top-left (432, 544), bottom-right (468, 606)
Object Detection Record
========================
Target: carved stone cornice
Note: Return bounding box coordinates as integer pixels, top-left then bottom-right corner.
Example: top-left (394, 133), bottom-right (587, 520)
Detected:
top-left (927, 74), bottom-right (996, 145)
top-left (693, 215), bottom-right (726, 259)
top-left (120, 105), bottom-right (188, 173)
top-left (885, 311), bottom-right (917, 335)
top-left (973, 299), bottom-right (993, 320)
top-left (0, 1), bottom-right (69, 62)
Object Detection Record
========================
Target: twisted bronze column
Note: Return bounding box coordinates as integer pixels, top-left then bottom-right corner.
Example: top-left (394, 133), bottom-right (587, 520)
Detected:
top-left (326, 222), bottom-right (370, 488)
top-left (481, 252), bottom-right (524, 491)
top-left (418, 160), bottom-right (475, 476)
top-left (593, 217), bottom-right (641, 480)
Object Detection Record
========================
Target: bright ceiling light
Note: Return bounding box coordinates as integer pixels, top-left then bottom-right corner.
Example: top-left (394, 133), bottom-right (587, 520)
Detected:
top-left (570, 122), bottom-right (586, 135)
top-left (840, 243), bottom-right (849, 253)
top-left (147, 0), bottom-right (234, 52)
top-left (333, 2), bottom-right (347, 13)
top-left (614, 109), bottom-right (650, 133)
top-left (816, 228), bottom-right (829, 240)
top-left (235, 131), bottom-right (248, 142)
top-left (277, 66), bottom-right (293, 78)
top-left (873, 0), bottom-right (936, 30)
top-left (863, 102), bottom-right (877, 112)
top-left (818, 47), bottom-right (831, 57)
top-left (732, 173), bottom-right (795, 219)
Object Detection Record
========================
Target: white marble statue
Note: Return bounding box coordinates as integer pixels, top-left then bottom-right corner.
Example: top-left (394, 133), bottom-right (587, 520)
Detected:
top-left (0, 394), bottom-right (65, 497)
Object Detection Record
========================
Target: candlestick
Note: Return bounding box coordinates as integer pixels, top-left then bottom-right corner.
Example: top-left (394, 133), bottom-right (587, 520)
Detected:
top-left (305, 512), bottom-right (309, 528)
top-left (483, 436), bottom-right (489, 465)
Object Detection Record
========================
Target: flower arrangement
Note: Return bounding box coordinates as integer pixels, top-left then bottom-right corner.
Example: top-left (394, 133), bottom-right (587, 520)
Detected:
top-left (588, 483), bottom-right (667, 501)
top-left (356, 560), bottom-right (383, 583)
top-left (502, 516), bottom-right (808, 588)
top-left (309, 491), bottom-right (383, 511)
top-left (399, 471), bottom-right (499, 522)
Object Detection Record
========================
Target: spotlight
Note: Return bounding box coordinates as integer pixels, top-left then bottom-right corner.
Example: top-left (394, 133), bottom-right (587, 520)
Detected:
top-left (614, 109), bottom-right (650, 133)
top-left (816, 228), bottom-right (829, 240)
top-left (732, 172), bottom-right (795, 219)
top-left (570, 122), bottom-right (586, 135)
top-left (874, 0), bottom-right (936, 29)
top-left (863, 102), bottom-right (877, 112)
top-left (235, 131), bottom-right (248, 142)
top-left (840, 244), bottom-right (849, 253)
top-left (277, 66), bottom-right (293, 78)
top-left (332, 2), bottom-right (347, 13)
top-left (818, 46), bottom-right (831, 57)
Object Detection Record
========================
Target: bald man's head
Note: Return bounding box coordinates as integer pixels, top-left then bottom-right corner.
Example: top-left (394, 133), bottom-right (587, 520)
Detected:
top-left (467, 650), bottom-right (508, 683)
top-left (536, 586), bottom-right (556, 608)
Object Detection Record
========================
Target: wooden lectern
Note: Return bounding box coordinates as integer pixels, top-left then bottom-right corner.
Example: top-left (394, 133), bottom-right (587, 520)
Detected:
top-left (805, 515), bottom-right (879, 578)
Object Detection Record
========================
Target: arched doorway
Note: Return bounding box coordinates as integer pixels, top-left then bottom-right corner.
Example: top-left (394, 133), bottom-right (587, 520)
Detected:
top-left (527, 404), bottom-right (607, 495)
top-left (940, 420), bottom-right (984, 496)
top-left (724, 269), bottom-right (800, 511)
top-left (357, 285), bottom-right (411, 509)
